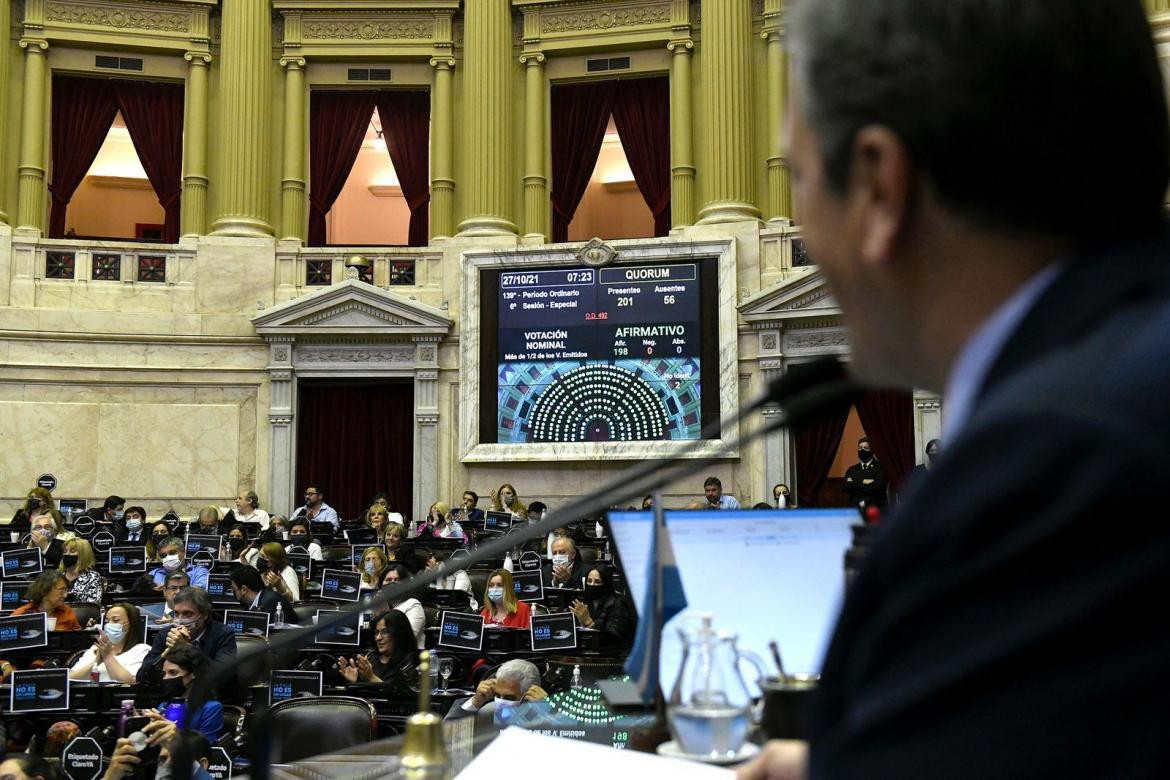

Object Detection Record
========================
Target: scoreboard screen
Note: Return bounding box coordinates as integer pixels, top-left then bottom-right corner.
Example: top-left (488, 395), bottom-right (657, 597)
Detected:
top-left (481, 259), bottom-right (719, 444)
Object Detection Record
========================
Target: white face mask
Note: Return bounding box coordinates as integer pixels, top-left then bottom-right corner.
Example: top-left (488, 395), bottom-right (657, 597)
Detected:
top-left (33, 526), bottom-right (53, 539)
top-left (103, 622), bottom-right (126, 643)
top-left (113, 510), bottom-right (124, 521)
top-left (162, 554), bottom-right (182, 572)
top-left (494, 696), bottom-right (517, 711)
top-left (487, 586), bottom-right (505, 603)
top-left (551, 553), bottom-right (569, 567)
top-left (364, 561), bottom-right (377, 575)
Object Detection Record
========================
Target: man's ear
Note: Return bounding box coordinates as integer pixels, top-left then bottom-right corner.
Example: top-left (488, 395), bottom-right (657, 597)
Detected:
top-left (199, 758), bottom-right (210, 769)
top-left (850, 125), bottom-right (914, 266)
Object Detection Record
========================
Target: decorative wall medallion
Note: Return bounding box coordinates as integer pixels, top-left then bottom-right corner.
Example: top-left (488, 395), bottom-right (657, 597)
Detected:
top-left (760, 333), bottom-right (778, 351)
top-left (273, 347), bottom-right (289, 362)
top-left (576, 237), bottom-right (617, 267)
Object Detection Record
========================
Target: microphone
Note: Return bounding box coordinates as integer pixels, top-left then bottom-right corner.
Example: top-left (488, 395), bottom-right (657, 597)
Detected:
top-left (178, 357), bottom-right (861, 780)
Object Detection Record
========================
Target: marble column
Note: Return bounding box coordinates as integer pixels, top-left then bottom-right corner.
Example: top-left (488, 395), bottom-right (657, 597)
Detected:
top-left (0, 0), bottom-right (12, 225)
top-left (279, 57), bottom-right (307, 242)
top-left (266, 337), bottom-right (296, 516)
top-left (181, 51), bottom-right (211, 237)
top-left (429, 57), bottom-right (456, 240)
top-left (210, 0), bottom-right (273, 237)
top-left (520, 52), bottom-right (547, 241)
top-left (457, 0), bottom-right (517, 236)
top-left (668, 39), bottom-right (696, 228)
top-left (698, 0), bottom-right (760, 223)
top-left (763, 9), bottom-right (791, 222)
top-left (16, 38), bottom-right (49, 233)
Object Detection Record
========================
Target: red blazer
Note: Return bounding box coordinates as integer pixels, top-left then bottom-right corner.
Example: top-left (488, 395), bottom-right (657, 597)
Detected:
top-left (481, 599), bottom-right (531, 629)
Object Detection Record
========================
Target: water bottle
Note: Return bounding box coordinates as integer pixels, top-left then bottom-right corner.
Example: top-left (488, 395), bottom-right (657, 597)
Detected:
top-left (594, 520), bottom-right (604, 539)
top-left (546, 531), bottom-right (555, 557)
top-left (604, 542), bottom-right (612, 561)
top-left (430, 662), bottom-right (440, 694)
top-left (274, 602), bottom-right (284, 628)
top-left (571, 664), bottom-right (582, 689)
top-left (503, 551), bottom-right (513, 573)
top-left (118, 700), bottom-right (134, 737)
top-left (409, 519), bottom-right (418, 538)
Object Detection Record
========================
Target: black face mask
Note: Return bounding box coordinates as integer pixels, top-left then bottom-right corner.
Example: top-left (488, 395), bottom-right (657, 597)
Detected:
top-left (289, 534), bottom-right (309, 544)
top-left (228, 537), bottom-right (246, 551)
top-left (584, 584), bottom-right (605, 603)
top-left (62, 555), bottom-right (79, 569)
top-left (153, 533), bottom-right (168, 542)
top-left (256, 559), bottom-right (270, 574)
top-left (858, 449), bottom-right (874, 463)
top-left (26, 499), bottom-right (41, 510)
top-left (160, 676), bottom-right (186, 700)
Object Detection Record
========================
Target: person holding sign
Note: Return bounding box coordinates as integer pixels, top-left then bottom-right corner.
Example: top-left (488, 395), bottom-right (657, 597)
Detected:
top-left (480, 569), bottom-right (531, 629)
top-left (336, 610), bottom-right (420, 693)
top-left (103, 720), bottom-right (215, 780)
top-left (569, 564), bottom-right (634, 650)
top-left (69, 603), bottom-right (151, 683)
top-left (60, 539), bottom-right (104, 604)
top-left (12, 571), bottom-right (80, 630)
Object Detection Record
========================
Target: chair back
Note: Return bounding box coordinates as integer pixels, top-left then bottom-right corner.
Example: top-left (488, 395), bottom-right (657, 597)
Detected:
top-left (68, 601), bottom-right (102, 629)
top-left (267, 695), bottom-right (377, 763)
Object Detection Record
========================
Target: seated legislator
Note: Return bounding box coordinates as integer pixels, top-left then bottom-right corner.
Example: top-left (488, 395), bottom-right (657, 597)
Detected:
top-left (229, 565), bottom-right (298, 625)
top-left (69, 602), bottom-right (152, 682)
top-left (219, 526), bottom-right (249, 563)
top-left (158, 644), bottom-right (224, 742)
top-left (361, 504), bottom-right (393, 543)
top-left (147, 537), bottom-right (210, 591)
top-left (137, 587), bottom-right (237, 687)
top-left (416, 502), bottom-right (468, 544)
top-left (570, 563), bottom-right (635, 650)
top-left (9, 487), bottom-right (54, 529)
top-left (480, 569), bottom-right (531, 629)
top-left (336, 610), bottom-right (420, 694)
top-left (380, 564), bottom-right (425, 648)
top-left (447, 659), bottom-right (547, 721)
top-left (61, 538), bottom-right (105, 604)
top-left (541, 536), bottom-right (586, 590)
top-left (12, 571), bottom-right (81, 630)
top-left (358, 546), bottom-right (389, 592)
top-left (195, 506), bottom-right (221, 535)
top-left (489, 483), bottom-right (529, 522)
top-left (424, 549), bottom-right (478, 611)
top-left (384, 522), bottom-right (408, 563)
top-left (27, 510), bottom-right (74, 568)
top-left (286, 518), bottom-right (323, 560)
top-left (116, 506), bottom-right (148, 544)
top-left (256, 541), bottom-right (301, 601)
top-left (146, 521), bottom-right (172, 563)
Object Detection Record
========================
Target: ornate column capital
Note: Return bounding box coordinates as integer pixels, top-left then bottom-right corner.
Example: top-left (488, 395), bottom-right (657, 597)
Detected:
top-left (429, 56), bottom-right (456, 70)
top-left (18, 38), bottom-right (48, 52)
top-left (667, 39), bottom-right (693, 53)
top-left (185, 51), bottom-right (213, 65)
top-left (519, 52), bottom-right (546, 66)
top-left (279, 56), bottom-right (306, 70)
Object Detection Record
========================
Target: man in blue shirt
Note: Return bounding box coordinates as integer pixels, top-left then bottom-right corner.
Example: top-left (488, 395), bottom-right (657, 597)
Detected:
top-left (702, 476), bottom-right (740, 510)
top-left (291, 483), bottom-right (339, 531)
top-left (148, 537), bottom-right (209, 591)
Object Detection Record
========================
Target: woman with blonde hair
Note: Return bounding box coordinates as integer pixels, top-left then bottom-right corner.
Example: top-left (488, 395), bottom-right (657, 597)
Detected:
top-left (416, 501), bottom-right (468, 544)
top-left (363, 504), bottom-right (393, 543)
top-left (256, 541), bottom-right (300, 601)
top-left (480, 568), bottom-right (531, 628)
top-left (490, 483), bottom-right (529, 521)
top-left (357, 546), bottom-right (389, 591)
top-left (384, 522), bottom-right (408, 562)
top-left (60, 538), bottom-right (104, 604)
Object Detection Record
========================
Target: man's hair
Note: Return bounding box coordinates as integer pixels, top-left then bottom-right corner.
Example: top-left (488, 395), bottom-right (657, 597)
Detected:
top-left (171, 729), bottom-right (212, 764)
top-left (462, 490), bottom-right (478, 504)
top-left (166, 643), bottom-right (209, 676)
top-left (172, 586), bottom-right (212, 616)
top-left (926, 438), bottom-right (941, 452)
top-left (306, 483), bottom-right (325, 497)
top-left (858, 437), bottom-right (870, 446)
top-left (230, 564), bottom-right (264, 592)
top-left (496, 658), bottom-right (541, 694)
top-left (703, 476), bottom-right (722, 489)
top-left (124, 506), bottom-right (147, 520)
top-left (551, 535), bottom-right (576, 555)
top-left (103, 495), bottom-right (125, 511)
top-left (787, 0), bottom-right (1169, 241)
top-left (242, 490), bottom-right (259, 509)
top-left (158, 536), bottom-right (184, 556)
top-left (166, 570), bottom-right (191, 586)
top-left (528, 501), bottom-right (547, 514)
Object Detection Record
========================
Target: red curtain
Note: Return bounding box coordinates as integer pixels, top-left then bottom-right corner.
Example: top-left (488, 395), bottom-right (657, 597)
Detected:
top-left (308, 90), bottom-right (377, 246)
top-left (48, 76), bottom-right (119, 238)
top-left (856, 389), bottom-right (916, 491)
top-left (295, 382), bottom-right (415, 522)
top-left (376, 91), bottom-right (431, 247)
top-left (113, 80), bottom-right (185, 243)
top-left (611, 76), bottom-right (671, 237)
top-left (794, 404), bottom-right (852, 508)
top-left (550, 80), bottom-right (616, 242)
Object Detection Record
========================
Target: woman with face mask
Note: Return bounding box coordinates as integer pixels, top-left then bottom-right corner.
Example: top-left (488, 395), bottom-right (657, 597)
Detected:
top-left (69, 602), bottom-right (150, 682)
top-left (480, 568), bottom-right (532, 629)
top-left (146, 522), bottom-right (173, 563)
top-left (158, 644), bottom-right (224, 742)
top-left (358, 547), bottom-right (389, 591)
top-left (220, 526), bottom-right (249, 563)
top-left (10, 487), bottom-right (55, 529)
top-left (60, 538), bottom-right (104, 604)
top-left (336, 610), bottom-right (420, 693)
top-left (25, 504), bottom-right (74, 568)
top-left (570, 563), bottom-right (634, 650)
top-left (416, 502), bottom-right (469, 545)
top-left (255, 541), bottom-right (301, 601)
top-left (286, 518), bottom-right (323, 560)
top-left (490, 483), bottom-right (529, 521)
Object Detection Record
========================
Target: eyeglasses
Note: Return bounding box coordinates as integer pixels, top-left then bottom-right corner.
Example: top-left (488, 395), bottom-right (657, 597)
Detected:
top-left (304, 491), bottom-right (319, 497)
top-left (374, 629), bottom-right (391, 637)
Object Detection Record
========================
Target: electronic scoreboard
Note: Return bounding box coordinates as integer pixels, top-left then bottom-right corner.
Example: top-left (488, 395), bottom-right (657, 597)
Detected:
top-left (480, 259), bottom-right (719, 444)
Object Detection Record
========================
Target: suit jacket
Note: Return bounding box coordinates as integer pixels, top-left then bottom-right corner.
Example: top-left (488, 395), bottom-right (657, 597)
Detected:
top-left (253, 588), bottom-right (299, 625)
top-left (137, 620), bottom-right (238, 691)
top-left (540, 558), bottom-right (586, 589)
top-left (809, 234), bottom-right (1170, 777)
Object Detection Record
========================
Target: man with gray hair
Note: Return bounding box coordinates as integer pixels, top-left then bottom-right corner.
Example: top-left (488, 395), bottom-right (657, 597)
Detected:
top-left (448, 659), bottom-right (547, 719)
top-left (137, 587), bottom-right (237, 688)
top-left (740, 1), bottom-right (1170, 778)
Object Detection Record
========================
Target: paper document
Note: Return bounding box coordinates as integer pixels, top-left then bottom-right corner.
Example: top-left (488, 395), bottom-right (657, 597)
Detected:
top-left (457, 727), bottom-right (735, 779)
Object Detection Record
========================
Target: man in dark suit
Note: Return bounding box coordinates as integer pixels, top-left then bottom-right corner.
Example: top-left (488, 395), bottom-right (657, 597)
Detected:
top-left (137, 587), bottom-right (237, 688)
top-left (540, 535), bottom-right (585, 590)
top-left (738, 2), bottom-right (1170, 778)
top-left (229, 564), bottom-right (299, 624)
top-left (115, 505), bottom-right (148, 544)
top-left (841, 437), bottom-right (888, 510)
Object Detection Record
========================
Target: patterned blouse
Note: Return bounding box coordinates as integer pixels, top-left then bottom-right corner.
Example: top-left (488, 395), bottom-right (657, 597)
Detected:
top-left (67, 569), bottom-right (104, 604)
